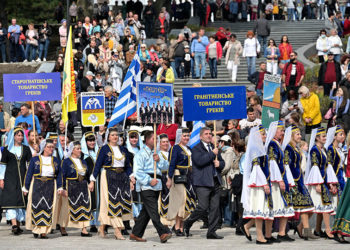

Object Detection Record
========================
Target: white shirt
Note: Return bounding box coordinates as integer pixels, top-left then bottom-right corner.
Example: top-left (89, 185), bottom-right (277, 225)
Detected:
top-left (239, 118), bottom-right (262, 130)
top-left (112, 146), bottom-right (125, 168)
top-left (328, 35), bottom-right (343, 55)
top-left (41, 156), bottom-right (54, 177)
top-left (243, 38), bottom-right (260, 57)
top-left (182, 145), bottom-right (192, 166)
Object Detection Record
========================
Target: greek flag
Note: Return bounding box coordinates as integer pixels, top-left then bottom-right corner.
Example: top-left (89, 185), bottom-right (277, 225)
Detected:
top-left (108, 47), bottom-right (141, 128)
top-left (188, 120), bottom-right (205, 148)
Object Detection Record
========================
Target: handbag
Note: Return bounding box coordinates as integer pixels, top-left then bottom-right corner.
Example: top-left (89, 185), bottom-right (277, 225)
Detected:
top-left (29, 39), bottom-right (38, 47)
top-left (324, 107), bottom-right (334, 120)
top-left (174, 175), bottom-right (187, 184)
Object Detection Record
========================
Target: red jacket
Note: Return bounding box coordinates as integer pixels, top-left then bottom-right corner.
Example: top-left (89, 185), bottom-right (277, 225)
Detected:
top-left (156, 123), bottom-right (178, 146)
top-left (282, 61), bottom-right (305, 87)
top-left (205, 41), bottom-right (223, 61)
top-left (344, 19), bottom-right (350, 36)
top-left (215, 28), bottom-right (226, 41)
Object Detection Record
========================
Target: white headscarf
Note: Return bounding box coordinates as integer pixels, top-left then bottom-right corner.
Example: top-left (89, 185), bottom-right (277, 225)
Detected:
top-left (175, 128), bottom-right (182, 145)
top-left (5, 127), bottom-right (29, 155)
top-left (265, 121), bottom-right (278, 151)
top-left (80, 132), bottom-right (99, 161)
top-left (304, 128), bottom-right (318, 184)
top-left (65, 141), bottom-right (80, 159)
top-left (157, 134), bottom-right (171, 152)
top-left (126, 127), bottom-right (143, 154)
top-left (282, 126), bottom-right (292, 151)
top-left (325, 126), bottom-right (337, 150)
top-left (241, 126), bottom-right (266, 211)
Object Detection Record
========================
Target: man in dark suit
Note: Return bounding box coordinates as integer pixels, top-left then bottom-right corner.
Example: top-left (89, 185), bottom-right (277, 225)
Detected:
top-left (139, 102), bottom-right (147, 124)
top-left (184, 127), bottom-right (225, 239)
top-left (145, 101), bottom-right (151, 123)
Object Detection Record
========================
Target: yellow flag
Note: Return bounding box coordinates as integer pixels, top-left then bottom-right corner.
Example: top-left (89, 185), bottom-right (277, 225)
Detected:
top-left (61, 26), bottom-right (77, 123)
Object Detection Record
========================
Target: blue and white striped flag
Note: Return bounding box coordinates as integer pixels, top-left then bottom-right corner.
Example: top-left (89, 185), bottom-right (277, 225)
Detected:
top-left (188, 120), bottom-right (205, 148)
top-left (108, 47), bottom-right (141, 128)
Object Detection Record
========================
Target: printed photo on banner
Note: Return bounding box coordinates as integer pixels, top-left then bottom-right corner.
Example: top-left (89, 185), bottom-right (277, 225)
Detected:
top-left (3, 72), bottom-right (61, 102)
top-left (81, 92), bottom-right (105, 127)
top-left (182, 86), bottom-right (246, 121)
top-left (262, 74), bottom-right (281, 128)
top-left (136, 82), bottom-right (174, 125)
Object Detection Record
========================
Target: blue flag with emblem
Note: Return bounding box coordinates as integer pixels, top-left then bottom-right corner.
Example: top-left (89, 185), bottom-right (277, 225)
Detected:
top-left (108, 46), bottom-right (141, 128)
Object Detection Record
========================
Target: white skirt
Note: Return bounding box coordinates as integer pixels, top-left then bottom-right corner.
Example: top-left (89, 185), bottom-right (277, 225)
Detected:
top-left (331, 194), bottom-right (339, 216)
top-left (308, 185), bottom-right (333, 214)
top-left (243, 187), bottom-right (273, 220)
top-left (271, 183), bottom-right (295, 218)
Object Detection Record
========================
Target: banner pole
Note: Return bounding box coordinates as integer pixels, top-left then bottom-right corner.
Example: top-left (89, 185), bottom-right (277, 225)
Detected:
top-left (31, 101), bottom-right (36, 144)
top-left (153, 122), bottom-right (157, 179)
top-left (213, 120), bottom-right (217, 148)
top-left (64, 95), bottom-right (69, 151)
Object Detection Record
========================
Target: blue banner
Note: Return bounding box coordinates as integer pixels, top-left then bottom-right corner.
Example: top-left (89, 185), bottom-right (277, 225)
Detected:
top-left (137, 82), bottom-right (174, 124)
top-left (182, 86), bottom-right (247, 121)
top-left (3, 72), bottom-right (61, 102)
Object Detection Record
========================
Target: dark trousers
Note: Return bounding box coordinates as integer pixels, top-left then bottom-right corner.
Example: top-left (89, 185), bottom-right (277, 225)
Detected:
top-left (208, 58), bottom-right (217, 78)
top-left (185, 180), bottom-right (221, 235)
top-left (174, 57), bottom-right (184, 78)
top-left (132, 190), bottom-right (169, 237)
top-left (10, 42), bottom-right (19, 62)
top-left (145, 19), bottom-right (153, 38)
top-left (322, 82), bottom-right (332, 96)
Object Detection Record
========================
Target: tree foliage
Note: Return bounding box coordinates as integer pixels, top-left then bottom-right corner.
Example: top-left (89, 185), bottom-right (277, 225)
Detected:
top-left (5, 0), bottom-right (63, 25)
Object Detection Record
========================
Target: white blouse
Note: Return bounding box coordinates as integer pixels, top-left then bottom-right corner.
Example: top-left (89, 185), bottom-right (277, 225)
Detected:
top-left (41, 156), bottom-right (54, 177)
top-left (72, 157), bottom-right (85, 176)
top-left (243, 38), bottom-right (260, 57)
top-left (112, 146), bottom-right (125, 168)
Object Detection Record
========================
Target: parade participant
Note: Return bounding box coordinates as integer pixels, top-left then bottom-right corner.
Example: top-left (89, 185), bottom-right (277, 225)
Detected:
top-left (46, 132), bottom-right (64, 160)
top-left (23, 139), bottom-right (62, 239)
top-left (282, 125), bottom-right (317, 240)
top-left (167, 128), bottom-right (196, 236)
top-left (89, 128), bottom-right (133, 240)
top-left (27, 130), bottom-right (39, 156)
top-left (61, 141), bottom-right (93, 237)
top-left (332, 136), bottom-right (350, 243)
top-left (158, 134), bottom-right (172, 226)
top-left (130, 130), bottom-right (172, 243)
top-left (241, 125), bottom-right (273, 244)
top-left (266, 120), bottom-right (295, 242)
top-left (0, 127), bottom-right (32, 235)
top-left (80, 131), bottom-right (99, 233)
top-left (325, 125), bottom-right (346, 214)
top-left (183, 127), bottom-right (225, 239)
top-left (305, 127), bottom-right (338, 239)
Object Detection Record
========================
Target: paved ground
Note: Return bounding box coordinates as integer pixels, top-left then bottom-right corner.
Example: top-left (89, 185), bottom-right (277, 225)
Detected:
top-left (0, 221), bottom-right (348, 250)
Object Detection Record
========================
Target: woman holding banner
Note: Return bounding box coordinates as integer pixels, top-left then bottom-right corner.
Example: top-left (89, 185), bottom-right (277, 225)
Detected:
top-left (23, 139), bottom-right (62, 239)
top-left (60, 141), bottom-right (93, 237)
top-left (0, 127), bottom-right (32, 235)
top-left (167, 128), bottom-right (196, 236)
top-left (89, 128), bottom-right (133, 240)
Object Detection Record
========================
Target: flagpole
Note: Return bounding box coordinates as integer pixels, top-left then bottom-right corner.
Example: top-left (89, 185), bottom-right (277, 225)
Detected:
top-left (64, 95), bottom-right (69, 151)
top-left (122, 92), bottom-right (131, 130)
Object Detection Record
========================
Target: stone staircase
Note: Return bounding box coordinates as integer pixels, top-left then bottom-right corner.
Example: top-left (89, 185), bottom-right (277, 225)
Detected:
top-left (174, 19), bottom-right (323, 97)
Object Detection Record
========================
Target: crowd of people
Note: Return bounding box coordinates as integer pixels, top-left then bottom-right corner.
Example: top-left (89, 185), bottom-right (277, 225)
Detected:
top-left (1, 0), bottom-right (350, 246)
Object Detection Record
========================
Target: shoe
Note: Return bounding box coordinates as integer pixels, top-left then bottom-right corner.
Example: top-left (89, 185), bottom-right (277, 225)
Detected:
top-left (160, 233), bottom-right (172, 243)
top-left (43, 58), bottom-right (46, 62)
top-left (235, 229), bottom-right (244, 236)
top-left (36, 58), bottom-right (41, 62)
top-left (325, 232), bottom-right (334, 239)
top-left (12, 226), bottom-right (19, 235)
top-left (207, 233), bottom-right (224, 239)
top-left (240, 224), bottom-right (252, 241)
top-left (303, 228), bottom-right (319, 240)
top-left (334, 234), bottom-right (350, 244)
top-left (130, 233), bottom-right (147, 242)
top-left (294, 227), bottom-right (303, 239)
top-left (81, 232), bottom-right (92, 237)
top-left (184, 222), bottom-right (192, 237)
top-left (314, 230), bottom-right (326, 238)
top-left (17, 227), bottom-right (23, 234)
top-left (40, 234), bottom-right (48, 239)
top-left (277, 234), bottom-right (295, 242)
top-left (33, 233), bottom-right (39, 238)
top-left (50, 230), bottom-right (54, 234)
top-left (56, 224), bottom-right (61, 230)
top-left (266, 236), bottom-right (281, 243)
top-left (60, 228), bottom-right (68, 236)
top-left (23, 60), bottom-right (28, 63)
top-left (175, 229), bottom-right (185, 237)
top-left (256, 239), bottom-right (272, 245)
top-left (121, 229), bottom-right (129, 236)
top-left (171, 225), bottom-right (176, 233)
top-left (89, 226), bottom-right (98, 233)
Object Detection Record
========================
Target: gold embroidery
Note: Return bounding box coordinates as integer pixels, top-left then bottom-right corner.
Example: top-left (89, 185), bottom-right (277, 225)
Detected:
top-left (284, 150), bottom-right (290, 165)
top-left (311, 152), bottom-right (318, 166)
top-left (268, 146), bottom-right (275, 160)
